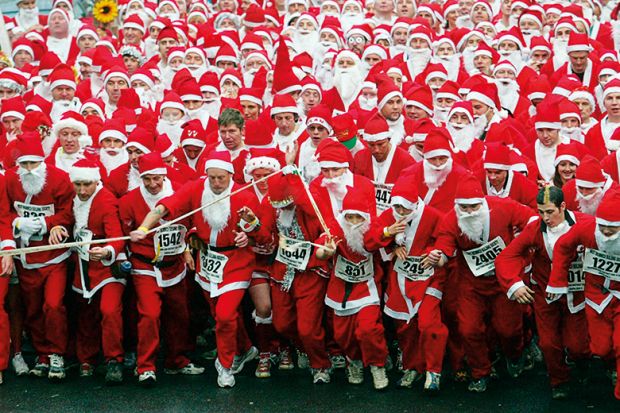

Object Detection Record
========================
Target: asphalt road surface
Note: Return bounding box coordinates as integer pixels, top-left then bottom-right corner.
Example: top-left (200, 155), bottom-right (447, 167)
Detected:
top-left (1, 357), bottom-right (618, 413)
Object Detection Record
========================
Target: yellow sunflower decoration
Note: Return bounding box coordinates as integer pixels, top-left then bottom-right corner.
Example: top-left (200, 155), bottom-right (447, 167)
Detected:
top-left (93, 0), bottom-right (119, 24)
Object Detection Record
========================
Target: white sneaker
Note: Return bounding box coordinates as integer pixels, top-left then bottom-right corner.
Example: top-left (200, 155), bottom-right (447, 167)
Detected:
top-left (164, 362), bottom-right (205, 375)
top-left (397, 369), bottom-right (422, 388)
top-left (48, 354), bottom-right (66, 380)
top-left (231, 346), bottom-right (258, 374)
top-left (370, 365), bottom-right (389, 390)
top-left (138, 370), bottom-right (157, 387)
top-left (346, 360), bottom-right (364, 385)
top-left (215, 358), bottom-right (235, 388)
top-left (330, 354), bottom-right (346, 369)
top-left (12, 353), bottom-right (29, 376)
top-left (312, 368), bottom-right (331, 384)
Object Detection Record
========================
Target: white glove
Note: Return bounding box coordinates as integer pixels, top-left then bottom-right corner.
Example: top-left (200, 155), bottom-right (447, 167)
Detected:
top-left (281, 165), bottom-right (299, 176)
top-left (14, 217), bottom-right (43, 235)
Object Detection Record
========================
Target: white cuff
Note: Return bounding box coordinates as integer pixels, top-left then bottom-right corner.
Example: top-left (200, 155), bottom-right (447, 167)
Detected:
top-left (507, 280), bottom-right (525, 300)
top-left (38, 217), bottom-right (48, 236)
top-left (545, 285), bottom-right (567, 295)
top-left (1, 239), bottom-right (16, 250)
top-left (100, 245), bottom-right (117, 266)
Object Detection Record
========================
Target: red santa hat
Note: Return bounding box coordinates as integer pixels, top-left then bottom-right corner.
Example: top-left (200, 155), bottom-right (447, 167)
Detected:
top-left (53, 111), bottom-right (89, 137)
top-left (467, 81), bottom-right (500, 112)
top-left (559, 99), bottom-right (581, 123)
top-left (575, 156), bottom-right (606, 188)
top-left (126, 127), bottom-right (155, 154)
top-left (534, 98), bottom-right (562, 130)
top-left (204, 150), bottom-right (234, 173)
top-left (0, 96), bottom-right (26, 121)
top-left (448, 101), bottom-right (474, 124)
top-left (16, 132), bottom-right (45, 163)
top-left (99, 118), bottom-right (128, 144)
top-left (554, 143), bottom-right (581, 167)
top-left (199, 72), bottom-right (220, 96)
top-left (596, 190), bottom-right (620, 227)
top-left (497, 27), bottom-right (525, 50)
top-left (123, 13), bottom-right (146, 33)
top-left (390, 178), bottom-right (419, 210)
top-left (423, 128), bottom-right (452, 159)
top-left (157, 26), bottom-right (178, 42)
top-left (69, 158), bottom-right (102, 183)
top-left (244, 147), bottom-right (283, 180)
top-left (238, 87), bottom-right (263, 107)
top-left (316, 139), bottom-right (350, 168)
top-left (159, 91), bottom-right (186, 113)
top-left (0, 68), bottom-right (30, 93)
top-left (566, 32), bottom-right (592, 54)
top-left (529, 36), bottom-right (552, 55)
top-left (473, 42), bottom-right (499, 63)
top-left (138, 152), bottom-right (167, 177)
top-left (306, 104), bottom-right (333, 134)
top-left (80, 98), bottom-right (106, 119)
top-left (363, 112), bottom-right (390, 142)
top-left (340, 187), bottom-right (372, 221)
top-left (270, 93), bottom-right (299, 117)
top-left (244, 4), bottom-right (266, 28)
top-left (603, 79), bottom-right (620, 100)
top-left (376, 75), bottom-right (403, 110)
top-left (180, 119), bottom-right (206, 148)
top-left (483, 143), bottom-right (512, 171)
top-left (404, 85), bottom-right (434, 116)
top-left (103, 66), bottom-right (131, 87)
top-left (436, 80), bottom-right (461, 102)
top-left (155, 134), bottom-right (176, 158)
top-left (455, 174), bottom-right (485, 205)
top-left (220, 68), bottom-right (243, 89)
top-left (48, 63), bottom-right (76, 91)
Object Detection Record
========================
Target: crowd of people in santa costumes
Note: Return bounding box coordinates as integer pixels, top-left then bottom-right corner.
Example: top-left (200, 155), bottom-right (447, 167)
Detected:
top-left (3, 0), bottom-right (620, 402)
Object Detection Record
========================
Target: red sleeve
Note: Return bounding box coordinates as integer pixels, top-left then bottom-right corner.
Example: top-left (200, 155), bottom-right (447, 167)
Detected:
top-left (101, 194), bottom-right (126, 255)
top-left (507, 198), bottom-right (538, 232)
top-left (0, 175), bottom-right (15, 250)
top-left (118, 193), bottom-right (136, 236)
top-left (433, 212), bottom-right (459, 257)
top-left (158, 179), bottom-right (202, 221)
top-left (547, 221), bottom-right (590, 294)
top-left (495, 221), bottom-right (538, 293)
top-left (43, 172), bottom-right (75, 231)
top-left (364, 209), bottom-right (395, 250)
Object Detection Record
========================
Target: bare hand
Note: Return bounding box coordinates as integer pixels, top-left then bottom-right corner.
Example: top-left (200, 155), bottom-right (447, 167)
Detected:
top-left (512, 285), bottom-right (535, 304)
top-left (89, 247), bottom-right (111, 262)
top-left (49, 226), bottom-right (69, 245)
top-left (546, 292), bottom-right (560, 302)
top-left (238, 206), bottom-right (256, 224)
top-left (394, 246), bottom-right (408, 261)
top-left (285, 142), bottom-right (299, 166)
top-left (421, 249), bottom-right (444, 269)
top-left (188, 234), bottom-right (205, 250)
top-left (184, 250), bottom-right (195, 271)
top-left (1, 255), bottom-right (14, 277)
top-left (234, 231), bottom-right (249, 248)
top-left (386, 219), bottom-right (407, 237)
top-left (130, 229), bottom-right (147, 242)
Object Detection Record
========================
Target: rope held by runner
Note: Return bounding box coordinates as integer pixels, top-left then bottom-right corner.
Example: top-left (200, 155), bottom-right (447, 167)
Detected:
top-left (0, 168), bottom-right (285, 258)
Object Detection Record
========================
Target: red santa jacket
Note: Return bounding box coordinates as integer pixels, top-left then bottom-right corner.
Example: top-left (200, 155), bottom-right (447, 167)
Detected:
top-left (475, 169), bottom-right (539, 209)
top-left (584, 121), bottom-right (616, 160)
top-left (5, 164), bottom-right (74, 268)
top-left (433, 196), bottom-right (536, 294)
top-left (547, 219), bottom-right (620, 314)
top-left (366, 203), bottom-right (446, 321)
top-left (72, 186), bottom-right (127, 298)
top-left (601, 151), bottom-right (620, 183)
top-left (106, 162), bottom-right (185, 198)
top-left (159, 178), bottom-right (260, 297)
top-left (496, 210), bottom-right (591, 313)
top-left (0, 174), bottom-right (16, 250)
top-left (561, 177), bottom-right (617, 213)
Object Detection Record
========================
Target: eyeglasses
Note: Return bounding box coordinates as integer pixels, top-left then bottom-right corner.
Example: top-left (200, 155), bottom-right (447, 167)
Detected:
top-left (347, 36), bottom-right (366, 45)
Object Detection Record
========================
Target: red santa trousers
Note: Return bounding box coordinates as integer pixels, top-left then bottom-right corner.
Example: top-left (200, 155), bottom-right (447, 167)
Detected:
top-left (396, 296), bottom-right (448, 374)
top-left (133, 275), bottom-right (191, 373)
top-left (76, 283), bottom-right (125, 365)
top-left (19, 262), bottom-right (68, 357)
top-left (442, 261), bottom-right (466, 371)
top-left (532, 287), bottom-right (590, 387)
top-left (271, 273), bottom-right (331, 369)
top-left (206, 288), bottom-right (252, 369)
top-left (457, 280), bottom-right (524, 379)
top-left (585, 300), bottom-right (620, 399)
top-left (332, 304), bottom-right (388, 367)
top-left (0, 276), bottom-right (9, 370)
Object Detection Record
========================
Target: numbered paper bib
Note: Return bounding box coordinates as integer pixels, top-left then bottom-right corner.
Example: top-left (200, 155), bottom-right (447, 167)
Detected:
top-left (394, 256), bottom-right (434, 281)
top-left (14, 202), bottom-right (54, 242)
top-left (275, 236), bottom-right (312, 271)
top-left (567, 260), bottom-right (585, 292)
top-left (583, 248), bottom-right (620, 282)
top-left (199, 250), bottom-right (229, 284)
top-left (74, 229), bottom-right (93, 261)
top-left (462, 236), bottom-right (506, 277)
top-left (374, 183), bottom-right (394, 213)
top-left (154, 224), bottom-right (187, 257)
top-left (334, 255), bottom-right (373, 283)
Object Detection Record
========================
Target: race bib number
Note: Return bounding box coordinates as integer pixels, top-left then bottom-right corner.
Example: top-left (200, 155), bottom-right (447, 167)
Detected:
top-left (462, 236), bottom-right (506, 277)
top-left (567, 260), bottom-right (585, 292)
top-left (583, 248), bottom-right (620, 282)
top-left (14, 202), bottom-right (54, 242)
top-left (394, 256), bottom-right (434, 281)
top-left (74, 228), bottom-right (93, 261)
top-left (199, 250), bottom-right (229, 284)
top-left (374, 183), bottom-right (394, 213)
top-left (334, 255), bottom-right (373, 283)
top-left (154, 224), bottom-right (187, 257)
top-left (275, 236), bottom-right (312, 271)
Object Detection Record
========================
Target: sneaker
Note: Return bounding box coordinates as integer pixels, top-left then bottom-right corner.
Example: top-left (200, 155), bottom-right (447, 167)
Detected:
top-left (231, 346), bottom-right (258, 374)
top-left (424, 372), bottom-right (441, 393)
top-left (105, 361), bottom-right (123, 385)
top-left (201, 348), bottom-right (218, 360)
top-left (453, 369), bottom-right (469, 383)
top-left (278, 349), bottom-right (294, 370)
top-left (48, 354), bottom-right (66, 380)
top-left (123, 352), bottom-right (136, 370)
top-left (396, 348), bottom-right (404, 372)
top-left (0, 371), bottom-right (3, 385)
top-left (255, 353), bottom-right (272, 378)
top-left (12, 353), bottom-right (29, 376)
top-left (215, 358), bottom-right (235, 388)
top-left (164, 362), bottom-right (205, 375)
top-left (370, 366), bottom-right (389, 390)
top-left (385, 354), bottom-right (394, 371)
top-left (346, 360), bottom-right (364, 385)
top-left (468, 377), bottom-right (489, 393)
top-left (523, 352), bottom-right (535, 371)
top-left (528, 339), bottom-right (544, 364)
top-left (506, 355), bottom-right (524, 379)
top-left (297, 350), bottom-right (309, 370)
top-left (312, 368), bottom-right (331, 384)
top-left (138, 370), bottom-right (156, 387)
top-left (80, 363), bottom-right (94, 377)
top-left (30, 361), bottom-right (50, 377)
top-left (397, 369), bottom-right (422, 388)
top-left (551, 383), bottom-right (570, 400)
top-left (330, 354), bottom-right (346, 369)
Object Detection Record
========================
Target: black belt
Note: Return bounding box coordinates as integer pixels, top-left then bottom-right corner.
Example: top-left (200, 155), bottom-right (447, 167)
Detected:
top-left (132, 253), bottom-right (177, 269)
top-left (203, 244), bottom-right (238, 253)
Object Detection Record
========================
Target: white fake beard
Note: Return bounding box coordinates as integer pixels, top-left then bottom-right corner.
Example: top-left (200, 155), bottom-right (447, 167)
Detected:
top-left (337, 215), bottom-right (370, 256)
top-left (455, 14), bottom-right (474, 29)
top-left (447, 123), bottom-right (476, 152)
top-left (434, 107), bottom-right (450, 123)
top-left (462, 47), bottom-right (477, 74)
top-left (334, 68), bottom-right (363, 105)
top-left (5, 130), bottom-right (18, 143)
top-left (135, 87), bottom-right (157, 108)
top-left (321, 173), bottom-right (350, 202)
top-left (204, 100), bottom-right (221, 118)
top-left (292, 30), bottom-right (319, 55)
top-left (576, 188), bottom-right (604, 216)
top-left (18, 7), bottom-right (39, 29)
top-left (520, 30), bottom-right (540, 48)
top-left (201, 182), bottom-right (232, 232)
top-left (277, 207), bottom-right (296, 229)
top-left (456, 201), bottom-right (489, 243)
top-left (423, 158), bottom-right (452, 189)
top-left (157, 119), bottom-right (184, 146)
top-left (187, 106), bottom-right (209, 122)
top-left (406, 48), bottom-right (432, 77)
top-left (594, 225), bottom-right (620, 256)
top-left (340, 13), bottom-right (364, 33)
top-left (473, 114), bottom-right (488, 137)
top-left (100, 148), bottom-right (129, 173)
top-left (145, 37), bottom-right (159, 59)
top-left (552, 39), bottom-right (569, 65)
top-left (561, 127), bottom-right (583, 142)
top-left (17, 162), bottom-right (47, 196)
top-left (315, 63), bottom-right (334, 90)
top-left (432, 55), bottom-right (460, 81)
top-left (243, 69), bottom-right (258, 88)
top-left (358, 95), bottom-right (377, 111)
top-left (496, 79), bottom-right (520, 110)
top-left (50, 99), bottom-right (73, 122)
top-left (128, 166), bottom-right (141, 191)
top-left (499, 51), bottom-right (523, 71)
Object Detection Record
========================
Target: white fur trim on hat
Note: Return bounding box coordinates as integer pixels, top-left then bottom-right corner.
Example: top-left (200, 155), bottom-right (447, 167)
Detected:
top-left (244, 156), bottom-right (280, 175)
top-left (69, 166), bottom-right (101, 182)
top-left (596, 217), bottom-right (620, 227)
top-left (271, 106), bottom-right (299, 117)
top-left (306, 116), bottom-right (333, 133)
top-left (390, 196), bottom-right (417, 210)
top-left (603, 86), bottom-right (620, 99)
top-left (160, 101), bottom-right (186, 113)
top-left (0, 111), bottom-right (25, 121)
top-left (239, 94), bottom-right (263, 106)
top-left (319, 160), bottom-right (349, 168)
top-left (534, 121), bottom-right (561, 130)
top-left (566, 44), bottom-right (592, 54)
top-left (528, 92), bottom-right (546, 101)
top-left (467, 91), bottom-right (496, 110)
top-left (126, 142), bottom-right (151, 154)
top-left (182, 138), bottom-right (205, 148)
top-left (50, 79), bottom-right (77, 91)
top-left (364, 130), bottom-right (391, 142)
top-left (483, 162), bottom-right (511, 171)
top-left (16, 155), bottom-right (44, 163)
top-left (424, 149), bottom-right (451, 159)
top-left (575, 179), bottom-right (605, 188)
top-left (455, 197), bottom-right (484, 205)
top-left (554, 155), bottom-right (579, 167)
top-left (205, 159), bottom-right (234, 173)
top-left (99, 129), bottom-right (128, 143)
top-left (53, 118), bottom-right (88, 137)
top-left (140, 167), bottom-right (167, 177)
top-left (569, 90), bottom-right (595, 106)
top-left (406, 99), bottom-right (434, 115)
top-left (378, 90), bottom-right (402, 110)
